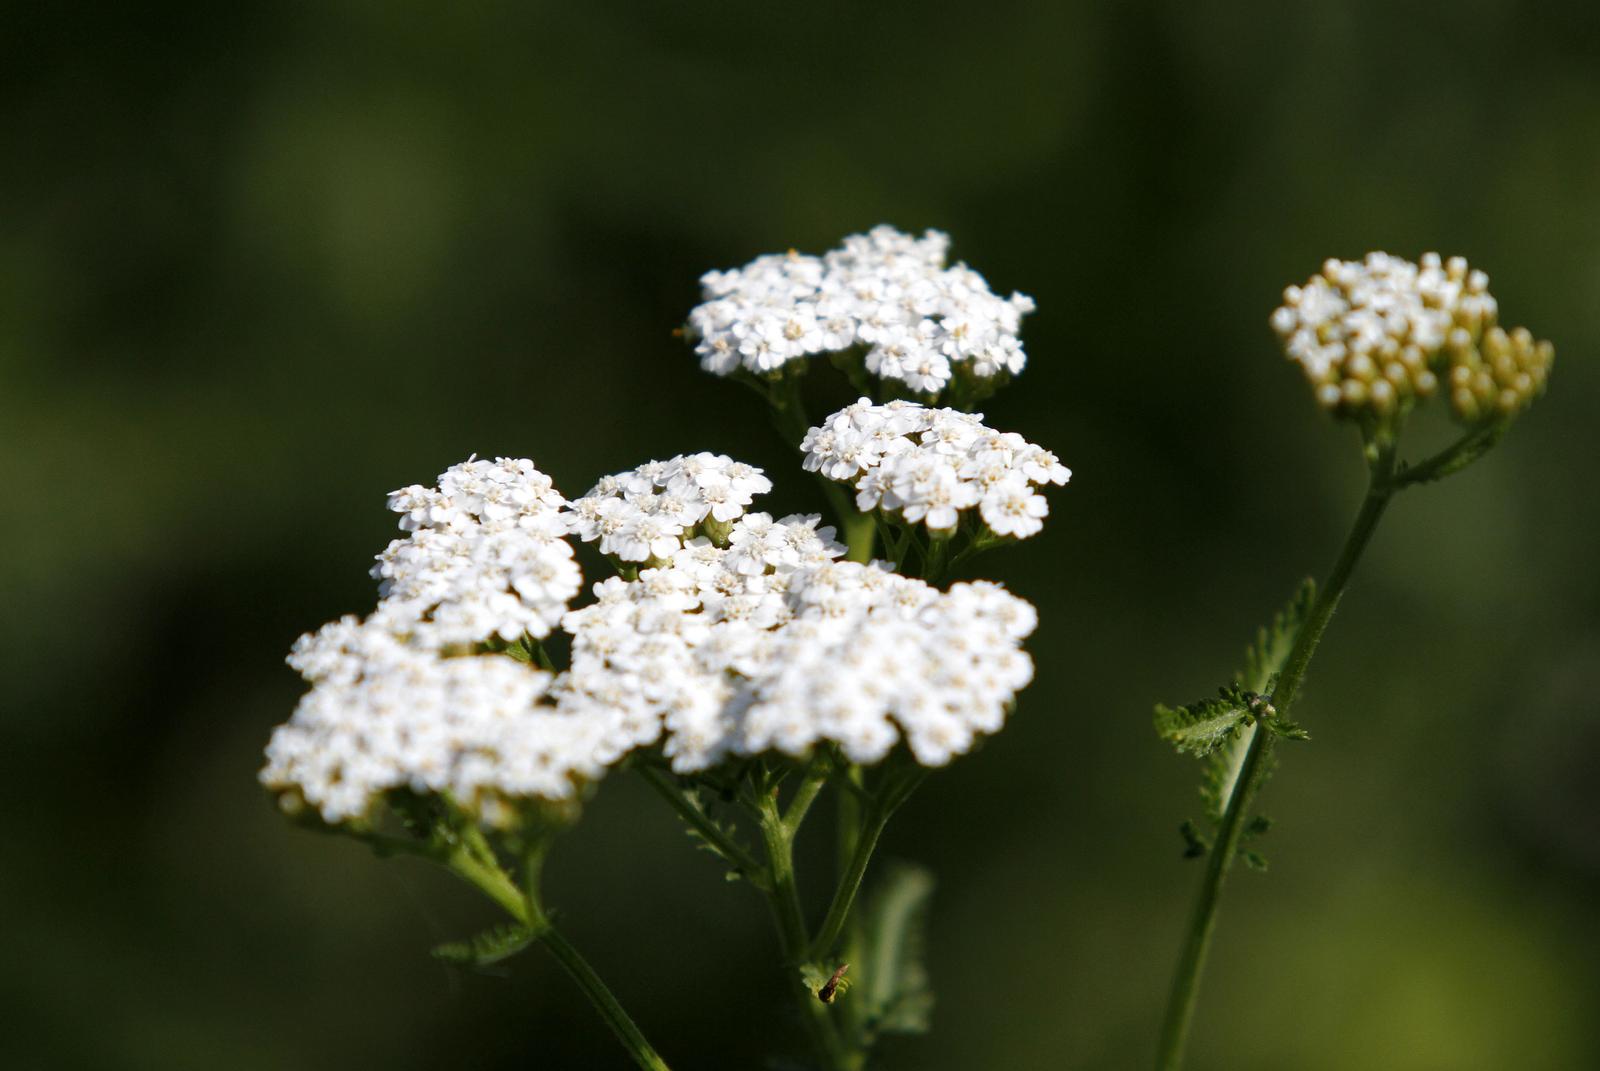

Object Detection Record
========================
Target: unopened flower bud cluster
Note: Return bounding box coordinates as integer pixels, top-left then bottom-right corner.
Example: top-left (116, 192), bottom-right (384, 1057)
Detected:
top-left (1443, 323), bottom-right (1553, 424)
top-left (566, 452), bottom-right (773, 562)
top-left (803, 399), bottom-right (1071, 539)
top-left (1271, 252), bottom-right (1552, 423)
top-left (688, 225), bottom-right (1035, 394)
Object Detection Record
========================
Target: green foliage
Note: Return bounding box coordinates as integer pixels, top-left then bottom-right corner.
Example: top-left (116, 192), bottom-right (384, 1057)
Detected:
top-left (431, 921), bottom-right (545, 969)
top-left (1243, 815), bottom-right (1273, 839)
top-left (1161, 579), bottom-right (1318, 851)
top-left (676, 783), bottom-right (758, 879)
top-left (1238, 578), bottom-right (1316, 695)
top-left (1154, 689), bottom-right (1254, 758)
top-left (858, 861), bottom-right (936, 1038)
top-left (1261, 712), bottom-right (1310, 741)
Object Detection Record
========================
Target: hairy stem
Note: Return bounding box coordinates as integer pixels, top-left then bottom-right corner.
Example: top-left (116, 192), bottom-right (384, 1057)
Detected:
top-left (1155, 443), bottom-right (1397, 1071)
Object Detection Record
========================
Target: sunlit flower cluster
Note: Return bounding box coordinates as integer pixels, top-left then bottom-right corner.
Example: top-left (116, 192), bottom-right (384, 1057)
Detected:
top-left (687, 225), bottom-right (1035, 393)
top-left (264, 458), bottom-right (598, 825)
top-left (744, 569), bottom-right (1036, 767)
top-left (374, 457), bottom-right (581, 647)
top-left (565, 453), bottom-right (775, 562)
top-left (262, 615), bottom-right (606, 825)
top-left (1270, 252), bottom-right (1552, 422)
top-left (556, 529), bottom-right (1037, 771)
top-left (802, 399), bottom-right (1070, 539)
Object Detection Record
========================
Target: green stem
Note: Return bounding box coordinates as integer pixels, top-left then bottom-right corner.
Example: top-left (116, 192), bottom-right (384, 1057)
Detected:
top-left (534, 924), bottom-right (673, 1071)
top-left (1270, 442), bottom-right (1397, 717)
top-left (757, 795), bottom-right (812, 960)
top-left (638, 764), bottom-right (767, 886)
top-left (810, 764), bottom-right (927, 961)
top-left (445, 843), bottom-right (528, 922)
top-left (1390, 420), bottom-right (1506, 489)
top-left (1154, 443), bottom-right (1398, 1071)
top-left (842, 511), bottom-right (876, 563)
top-left (785, 755), bottom-right (832, 837)
top-left (442, 835), bottom-right (672, 1071)
top-left (810, 807), bottom-right (889, 961)
top-left (755, 794), bottom-right (852, 1068)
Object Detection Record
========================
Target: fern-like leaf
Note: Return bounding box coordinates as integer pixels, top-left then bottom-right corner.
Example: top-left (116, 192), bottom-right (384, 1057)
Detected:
top-left (1193, 579), bottom-right (1316, 820)
top-left (432, 921), bottom-right (544, 969)
top-left (860, 861), bottom-right (936, 1038)
top-left (1237, 578), bottom-right (1316, 695)
top-left (1154, 688), bottom-right (1254, 758)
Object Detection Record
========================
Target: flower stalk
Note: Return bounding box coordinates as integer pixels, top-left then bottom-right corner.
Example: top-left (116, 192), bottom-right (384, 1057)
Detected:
top-left (1157, 438), bottom-right (1401, 1071)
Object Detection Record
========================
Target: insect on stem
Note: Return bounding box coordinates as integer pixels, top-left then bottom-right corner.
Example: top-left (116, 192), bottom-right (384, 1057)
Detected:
top-left (817, 963), bottom-right (850, 1004)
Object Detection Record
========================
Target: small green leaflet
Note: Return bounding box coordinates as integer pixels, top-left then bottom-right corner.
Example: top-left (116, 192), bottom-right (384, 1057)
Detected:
top-left (1154, 689), bottom-right (1254, 758)
top-left (1158, 578), bottom-right (1317, 857)
top-left (1238, 578), bottom-right (1316, 695)
top-left (432, 921), bottom-right (545, 968)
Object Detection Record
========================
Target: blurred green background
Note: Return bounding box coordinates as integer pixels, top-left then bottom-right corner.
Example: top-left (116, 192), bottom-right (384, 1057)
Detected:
top-left (5, 2), bottom-right (1599, 1068)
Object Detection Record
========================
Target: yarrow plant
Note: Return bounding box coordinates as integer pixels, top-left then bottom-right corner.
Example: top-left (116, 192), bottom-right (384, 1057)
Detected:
top-left (263, 232), bottom-right (1551, 1070)
top-left (264, 226), bottom-right (1067, 1070)
top-left (1153, 252), bottom-right (1553, 1071)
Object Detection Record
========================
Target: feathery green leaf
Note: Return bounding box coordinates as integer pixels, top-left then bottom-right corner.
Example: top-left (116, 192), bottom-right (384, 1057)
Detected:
top-left (1192, 579), bottom-right (1317, 820)
top-left (1237, 578), bottom-right (1316, 695)
top-left (1179, 819), bottom-right (1211, 859)
top-left (1154, 688), bottom-right (1253, 758)
top-left (432, 921), bottom-right (545, 968)
top-left (860, 861), bottom-right (936, 1037)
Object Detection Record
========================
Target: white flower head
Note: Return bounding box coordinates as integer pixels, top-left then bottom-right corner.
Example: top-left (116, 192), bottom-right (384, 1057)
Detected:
top-left (263, 615), bottom-right (610, 827)
top-left (565, 454), bottom-right (774, 562)
top-left (557, 517), bottom-right (1036, 772)
top-left (802, 399), bottom-right (1070, 540)
top-left (373, 457), bottom-right (582, 647)
top-left (687, 226), bottom-right (1034, 394)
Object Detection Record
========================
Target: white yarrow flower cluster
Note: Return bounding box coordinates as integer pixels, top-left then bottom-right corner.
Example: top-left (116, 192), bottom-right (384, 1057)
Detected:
top-left (263, 458), bottom-right (602, 826)
top-left (743, 569), bottom-right (1036, 767)
top-left (556, 526), bottom-right (1038, 771)
top-left (688, 225), bottom-right (1035, 392)
top-left (802, 399), bottom-right (1070, 539)
top-left (555, 512), bottom-right (844, 768)
top-left (262, 615), bottom-right (607, 825)
top-left (375, 457), bottom-right (582, 646)
top-left (565, 452), bottom-right (774, 562)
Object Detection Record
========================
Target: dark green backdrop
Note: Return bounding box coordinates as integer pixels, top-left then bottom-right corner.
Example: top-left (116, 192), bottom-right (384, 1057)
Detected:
top-left (5, 3), bottom-right (1598, 1068)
